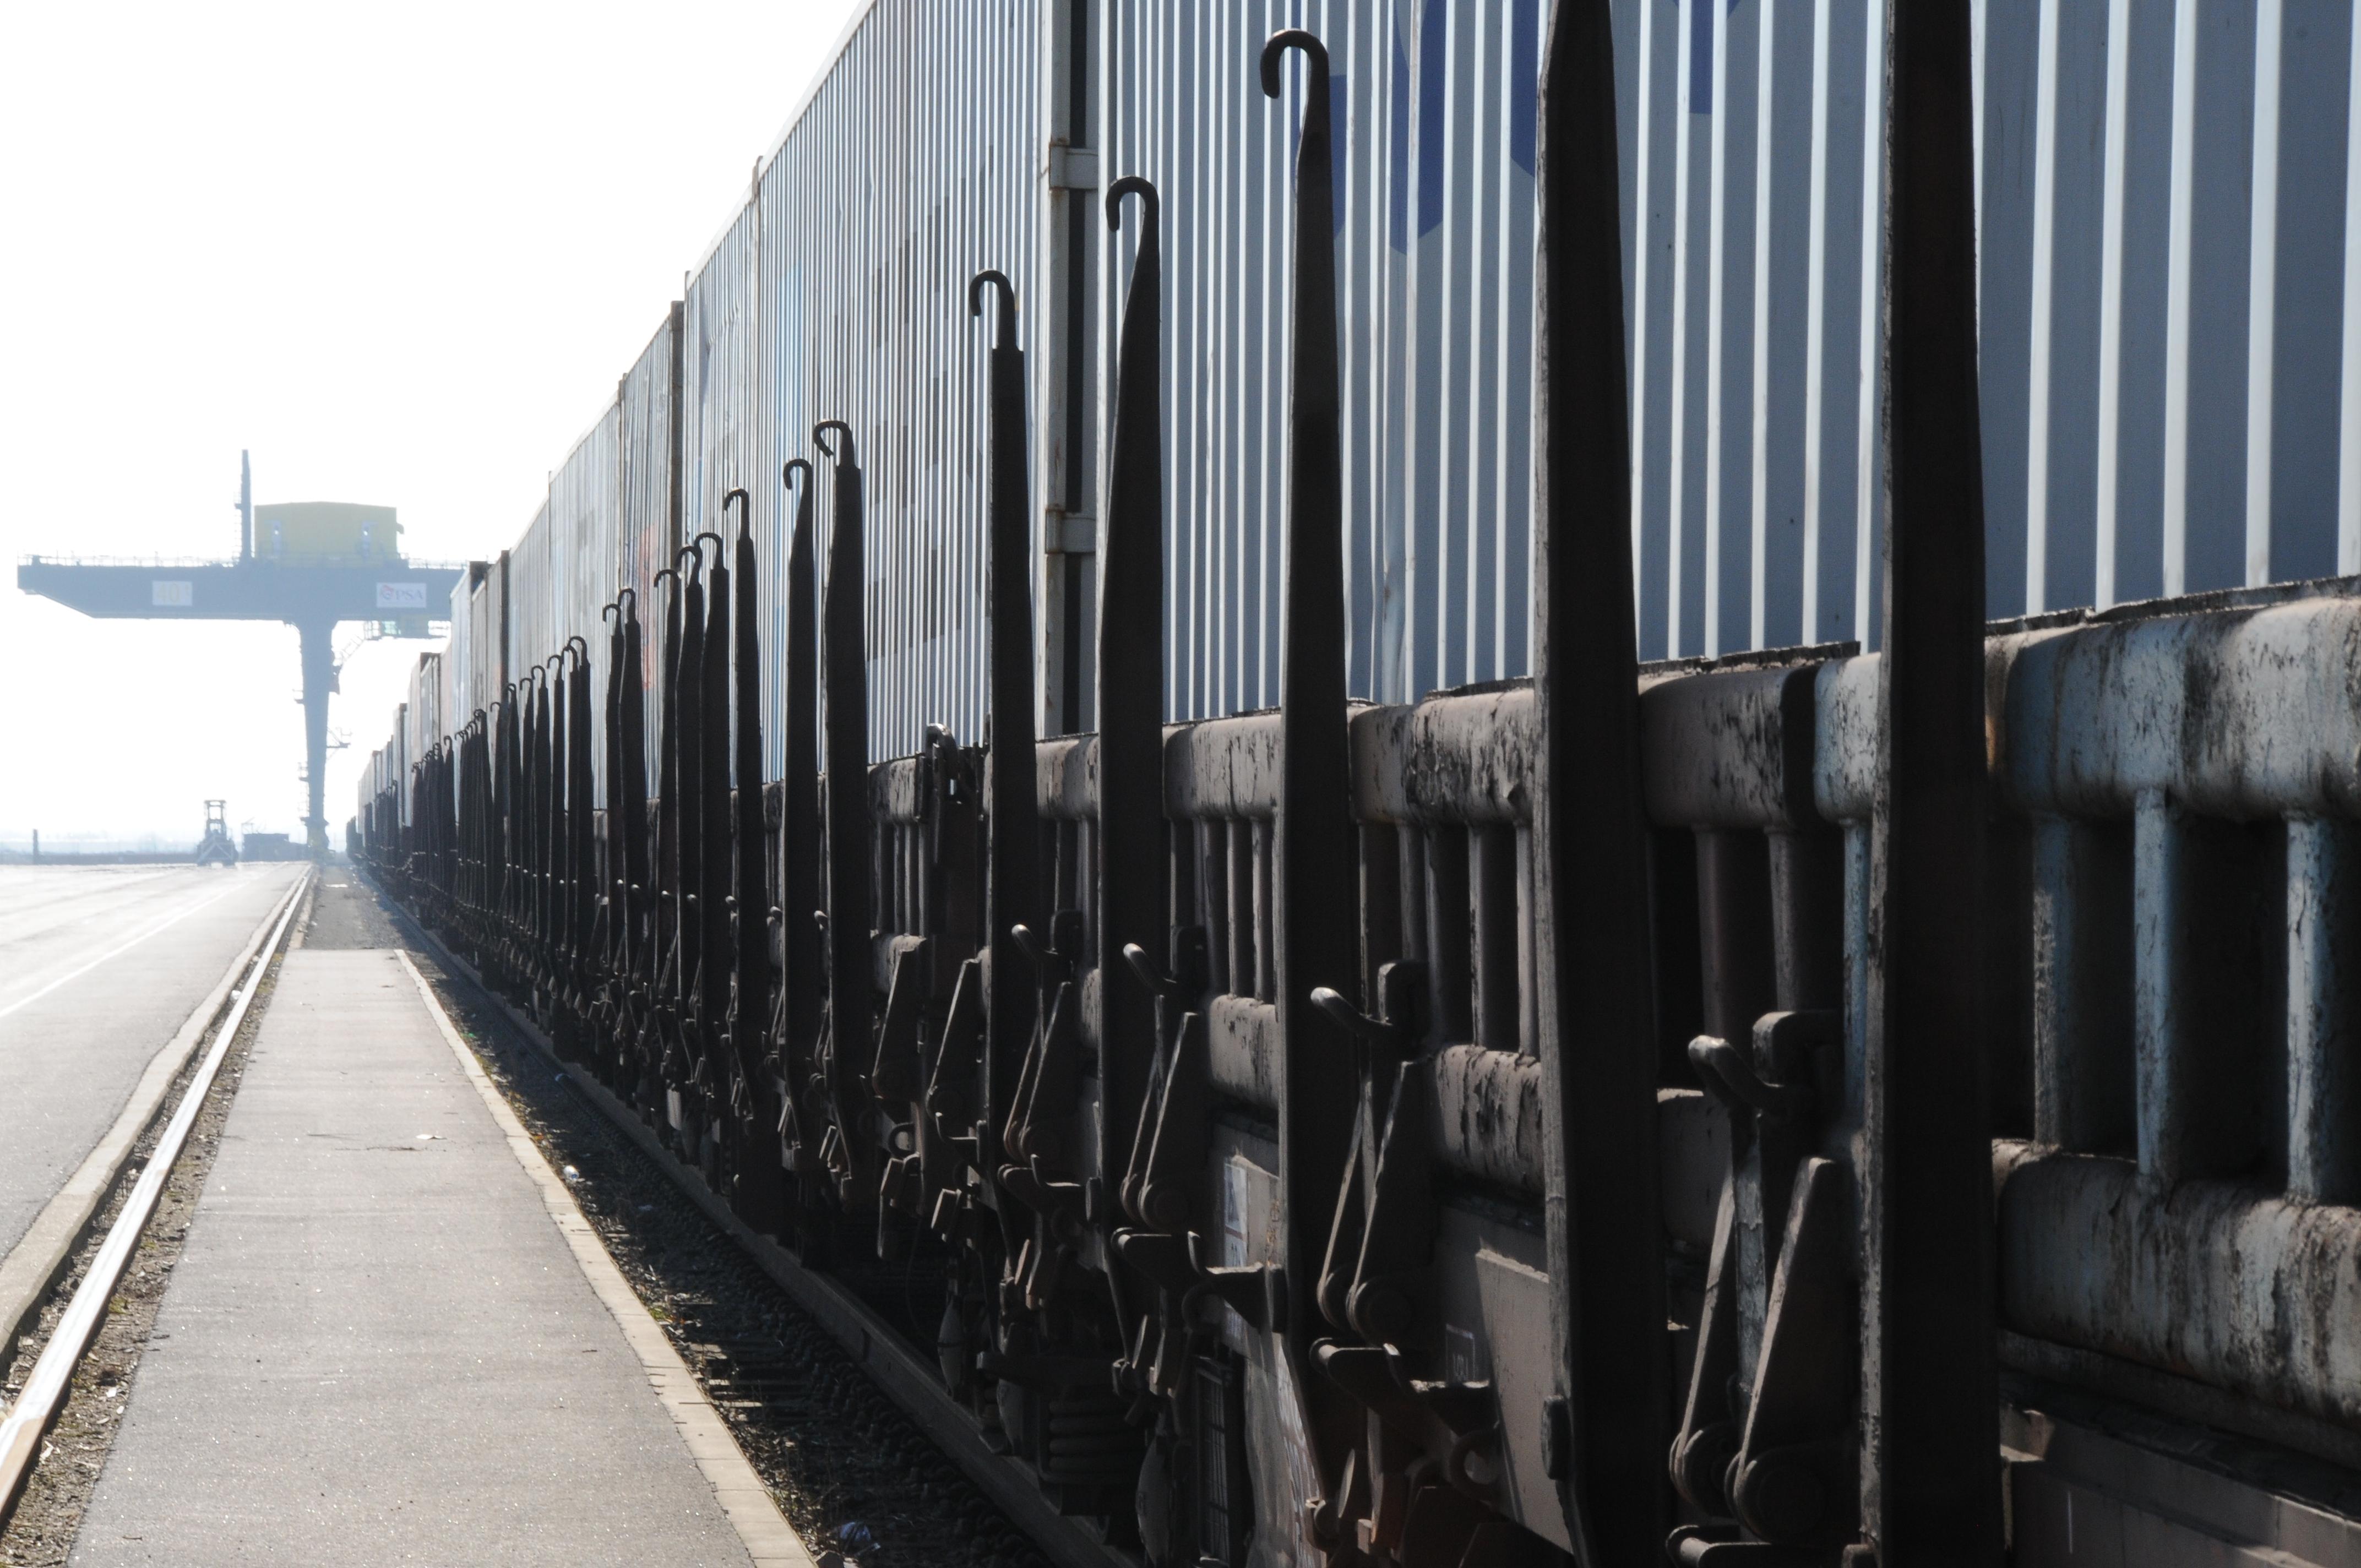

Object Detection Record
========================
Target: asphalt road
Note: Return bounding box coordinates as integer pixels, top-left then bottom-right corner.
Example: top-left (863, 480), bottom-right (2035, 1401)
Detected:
top-left (0, 863), bottom-right (302, 1264)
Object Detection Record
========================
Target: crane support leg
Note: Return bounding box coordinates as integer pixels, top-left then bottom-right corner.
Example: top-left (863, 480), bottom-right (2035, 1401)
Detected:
top-left (297, 619), bottom-right (335, 856)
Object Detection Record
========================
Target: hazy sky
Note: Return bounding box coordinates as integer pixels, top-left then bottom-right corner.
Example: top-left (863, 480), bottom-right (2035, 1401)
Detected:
top-left (0, 0), bottom-right (862, 846)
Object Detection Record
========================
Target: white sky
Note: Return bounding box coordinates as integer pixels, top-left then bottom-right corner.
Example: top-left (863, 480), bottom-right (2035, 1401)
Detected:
top-left (0, 0), bottom-right (862, 847)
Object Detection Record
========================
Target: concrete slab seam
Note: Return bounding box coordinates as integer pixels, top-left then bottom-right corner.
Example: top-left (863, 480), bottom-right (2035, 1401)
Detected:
top-left (393, 949), bottom-right (817, 1568)
top-left (0, 868), bottom-right (304, 1368)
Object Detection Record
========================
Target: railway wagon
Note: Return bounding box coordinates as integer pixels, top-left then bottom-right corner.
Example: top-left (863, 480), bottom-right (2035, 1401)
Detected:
top-left (359, 3), bottom-right (2361, 1564)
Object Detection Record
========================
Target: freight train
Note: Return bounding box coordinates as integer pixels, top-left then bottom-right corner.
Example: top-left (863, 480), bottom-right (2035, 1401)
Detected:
top-left (357, 7), bottom-right (2361, 1566)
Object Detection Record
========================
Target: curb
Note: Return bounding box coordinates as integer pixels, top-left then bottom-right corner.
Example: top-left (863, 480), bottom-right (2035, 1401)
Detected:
top-left (0, 868), bottom-right (306, 1369)
top-left (398, 950), bottom-right (815, 1568)
top-left (386, 900), bottom-right (1135, 1568)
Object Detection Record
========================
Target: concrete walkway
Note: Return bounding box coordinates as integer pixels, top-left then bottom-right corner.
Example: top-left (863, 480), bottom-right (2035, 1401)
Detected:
top-left (70, 945), bottom-right (791, 1566)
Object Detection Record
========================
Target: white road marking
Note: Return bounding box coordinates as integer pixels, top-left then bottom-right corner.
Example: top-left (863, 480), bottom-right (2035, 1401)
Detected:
top-left (0, 874), bottom-right (268, 1021)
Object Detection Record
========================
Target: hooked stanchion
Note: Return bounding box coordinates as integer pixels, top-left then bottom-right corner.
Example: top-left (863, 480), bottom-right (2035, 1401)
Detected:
top-left (672, 541), bottom-right (711, 1102)
top-left (1867, 1), bottom-right (2000, 1556)
top-left (777, 458), bottom-right (823, 1173)
top-left (813, 419), bottom-right (877, 1212)
top-left (565, 634), bottom-right (597, 1028)
top-left (723, 488), bottom-right (788, 1229)
top-left (615, 589), bottom-right (652, 1086)
top-left (643, 565), bottom-right (685, 1109)
top-left (600, 599), bottom-right (629, 1058)
top-left (696, 524), bottom-right (736, 1120)
top-left (1523, 4), bottom-right (1669, 1561)
top-left (1095, 179), bottom-right (1168, 1223)
top-left (1259, 28), bottom-right (1362, 1545)
top-left (969, 271), bottom-right (1043, 1184)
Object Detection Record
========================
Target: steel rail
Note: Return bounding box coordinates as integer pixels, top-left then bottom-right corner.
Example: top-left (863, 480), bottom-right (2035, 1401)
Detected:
top-left (0, 867), bottom-right (311, 1517)
top-left (379, 887), bottom-right (1131, 1568)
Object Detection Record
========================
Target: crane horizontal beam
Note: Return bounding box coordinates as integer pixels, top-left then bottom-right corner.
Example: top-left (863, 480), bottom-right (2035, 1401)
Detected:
top-left (16, 557), bottom-right (467, 625)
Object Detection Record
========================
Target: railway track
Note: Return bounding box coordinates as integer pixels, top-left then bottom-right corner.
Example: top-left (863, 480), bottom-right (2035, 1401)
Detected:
top-left (367, 878), bottom-right (1118, 1568)
top-left (0, 869), bottom-right (310, 1532)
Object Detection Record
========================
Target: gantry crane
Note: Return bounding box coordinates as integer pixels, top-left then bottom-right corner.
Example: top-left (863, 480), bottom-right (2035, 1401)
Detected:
top-left (17, 454), bottom-right (464, 854)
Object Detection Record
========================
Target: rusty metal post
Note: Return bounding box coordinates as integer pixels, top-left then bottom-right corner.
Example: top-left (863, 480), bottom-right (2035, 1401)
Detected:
top-left (1260, 28), bottom-right (1363, 1531)
top-left (618, 592), bottom-right (652, 1075)
top-left (779, 460), bottom-right (823, 1164)
top-left (674, 545), bottom-right (710, 1093)
top-left (1530, 4), bottom-right (1667, 1561)
top-left (534, 666), bottom-right (556, 986)
top-left (495, 685), bottom-right (518, 983)
top-left (603, 603), bottom-right (629, 1037)
top-left (701, 525), bottom-right (737, 1099)
top-left (1867, 0), bottom-right (1999, 1558)
top-left (518, 673), bottom-right (537, 977)
top-left (1095, 182), bottom-right (1166, 1219)
top-left (968, 275), bottom-right (1042, 1163)
top-left (728, 504), bottom-right (768, 1069)
top-left (647, 565), bottom-right (685, 1107)
top-left (569, 636), bottom-right (596, 1014)
top-left (542, 665), bottom-right (558, 982)
top-left (546, 660), bottom-right (565, 991)
top-left (817, 419), bottom-right (877, 1210)
top-left (728, 491), bottom-right (787, 1228)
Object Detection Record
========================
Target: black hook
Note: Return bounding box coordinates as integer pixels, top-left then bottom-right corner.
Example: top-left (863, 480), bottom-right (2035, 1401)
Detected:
top-left (783, 456), bottom-right (812, 494)
top-left (722, 487), bottom-right (750, 542)
top-left (693, 530), bottom-right (725, 570)
top-left (675, 543), bottom-right (705, 582)
top-left (1261, 28), bottom-right (1331, 119)
top-left (814, 420), bottom-right (855, 464)
top-left (969, 270), bottom-right (1018, 348)
top-left (1107, 176), bottom-right (1158, 242)
top-left (615, 585), bottom-right (635, 616)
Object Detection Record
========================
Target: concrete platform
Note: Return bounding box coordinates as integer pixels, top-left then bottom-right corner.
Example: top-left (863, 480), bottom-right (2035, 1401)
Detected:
top-left (69, 944), bottom-right (801, 1566)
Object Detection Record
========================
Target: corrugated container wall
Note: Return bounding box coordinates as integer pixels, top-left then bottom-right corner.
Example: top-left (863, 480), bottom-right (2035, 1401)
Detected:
top-left (1615, 0), bottom-right (2361, 662)
top-left (387, 702), bottom-right (410, 827)
top-left (376, 0), bottom-right (2361, 786)
top-left (1097, 0), bottom-right (1541, 713)
top-left (402, 654), bottom-right (443, 806)
top-left (732, 0), bottom-right (1044, 764)
top-left (620, 318), bottom-right (676, 786)
top-left (1106, 0), bottom-right (2361, 693)
top-left (463, 557), bottom-right (504, 715)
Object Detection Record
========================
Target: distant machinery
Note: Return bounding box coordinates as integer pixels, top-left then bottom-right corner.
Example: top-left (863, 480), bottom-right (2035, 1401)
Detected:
top-left (193, 801), bottom-right (237, 867)
top-left (239, 830), bottom-right (303, 862)
top-left (16, 453), bottom-right (463, 854)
